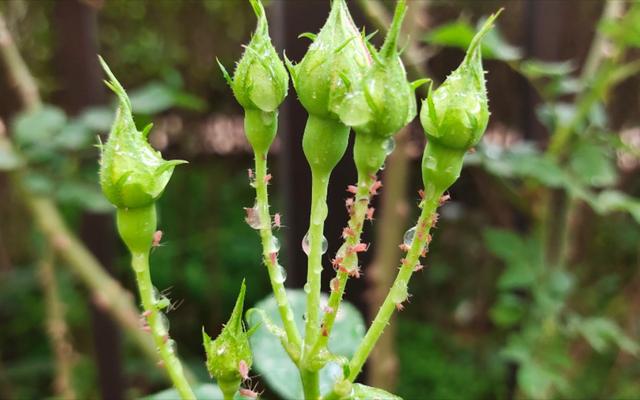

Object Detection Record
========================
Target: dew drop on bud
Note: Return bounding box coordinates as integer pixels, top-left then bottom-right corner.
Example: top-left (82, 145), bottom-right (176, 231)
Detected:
top-left (391, 280), bottom-right (409, 304)
top-left (382, 137), bottom-right (395, 155)
top-left (274, 265), bottom-right (287, 283)
top-left (403, 226), bottom-right (417, 247)
top-left (303, 283), bottom-right (311, 294)
top-left (269, 236), bottom-right (280, 252)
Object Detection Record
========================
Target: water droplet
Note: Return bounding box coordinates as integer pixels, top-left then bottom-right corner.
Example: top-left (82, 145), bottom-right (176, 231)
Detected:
top-left (167, 339), bottom-right (177, 354)
top-left (382, 137), bottom-right (395, 155)
top-left (274, 265), bottom-right (287, 283)
top-left (269, 236), bottom-right (280, 252)
top-left (303, 283), bottom-right (311, 294)
top-left (403, 226), bottom-right (416, 247)
top-left (302, 231), bottom-right (328, 255)
top-left (244, 204), bottom-right (264, 229)
top-left (158, 312), bottom-right (170, 332)
top-left (217, 346), bottom-right (225, 355)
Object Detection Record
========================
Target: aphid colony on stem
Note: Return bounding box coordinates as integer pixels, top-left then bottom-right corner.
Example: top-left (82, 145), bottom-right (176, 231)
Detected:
top-left (96, 0), bottom-right (499, 398)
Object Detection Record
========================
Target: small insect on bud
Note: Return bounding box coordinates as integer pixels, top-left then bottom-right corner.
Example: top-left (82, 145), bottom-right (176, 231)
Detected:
top-left (370, 181), bottom-right (383, 196)
top-left (264, 174), bottom-right (272, 184)
top-left (418, 189), bottom-right (425, 200)
top-left (395, 303), bottom-right (405, 311)
top-left (323, 305), bottom-right (334, 314)
top-left (269, 252), bottom-right (277, 265)
top-left (331, 256), bottom-right (344, 270)
top-left (330, 278), bottom-right (341, 292)
top-left (248, 169), bottom-right (254, 180)
top-left (342, 227), bottom-right (355, 239)
top-left (142, 310), bottom-right (152, 318)
top-left (348, 243), bottom-right (369, 254)
top-left (414, 264), bottom-right (424, 272)
top-left (142, 325), bottom-right (151, 333)
top-left (273, 213), bottom-right (282, 229)
top-left (239, 385), bottom-right (262, 399)
top-left (348, 266), bottom-right (361, 279)
top-left (239, 360), bottom-right (250, 381)
top-left (366, 207), bottom-right (375, 221)
top-left (399, 243), bottom-right (410, 252)
top-left (152, 230), bottom-right (163, 248)
top-left (347, 185), bottom-right (358, 194)
top-left (439, 193), bottom-right (451, 206)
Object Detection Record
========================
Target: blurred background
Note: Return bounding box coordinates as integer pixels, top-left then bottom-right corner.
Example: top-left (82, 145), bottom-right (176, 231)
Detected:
top-left (0, 0), bottom-right (639, 399)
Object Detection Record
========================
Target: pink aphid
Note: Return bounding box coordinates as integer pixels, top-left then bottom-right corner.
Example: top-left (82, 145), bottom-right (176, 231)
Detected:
top-left (238, 360), bottom-right (250, 381)
top-left (273, 213), bottom-right (282, 229)
top-left (239, 386), bottom-right (262, 399)
top-left (248, 169), bottom-right (254, 180)
top-left (142, 310), bottom-right (152, 318)
top-left (439, 193), bottom-right (451, 206)
top-left (264, 174), bottom-right (272, 184)
top-left (269, 252), bottom-right (278, 265)
top-left (330, 277), bottom-right (341, 292)
top-left (342, 227), bottom-right (355, 239)
top-left (399, 243), bottom-right (410, 252)
top-left (349, 243), bottom-right (369, 254)
top-left (395, 303), bottom-right (405, 311)
top-left (348, 266), bottom-right (361, 279)
top-left (366, 207), bottom-right (375, 221)
top-left (347, 185), bottom-right (358, 194)
top-left (152, 230), bottom-right (163, 248)
top-left (331, 257), bottom-right (344, 270)
top-left (418, 189), bottom-right (425, 200)
top-left (323, 305), bottom-right (334, 314)
top-left (370, 180), bottom-right (383, 195)
top-left (414, 264), bottom-right (424, 272)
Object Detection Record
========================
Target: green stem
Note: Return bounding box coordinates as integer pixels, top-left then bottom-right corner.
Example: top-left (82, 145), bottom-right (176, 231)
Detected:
top-left (131, 251), bottom-right (195, 400)
top-left (301, 369), bottom-right (321, 400)
top-left (253, 148), bottom-right (302, 351)
top-left (347, 196), bottom-right (439, 382)
top-left (310, 172), bottom-right (374, 355)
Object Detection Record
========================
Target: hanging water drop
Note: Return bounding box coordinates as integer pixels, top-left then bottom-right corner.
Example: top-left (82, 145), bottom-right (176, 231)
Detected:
top-left (158, 312), bottom-right (170, 332)
top-left (391, 280), bottom-right (409, 304)
top-left (302, 231), bottom-right (328, 255)
top-left (382, 137), bottom-right (395, 155)
top-left (269, 236), bottom-right (280, 252)
top-left (274, 265), bottom-right (287, 283)
top-left (403, 226), bottom-right (417, 247)
top-left (303, 283), bottom-right (311, 294)
top-left (167, 338), bottom-right (177, 354)
top-left (244, 204), bottom-right (264, 229)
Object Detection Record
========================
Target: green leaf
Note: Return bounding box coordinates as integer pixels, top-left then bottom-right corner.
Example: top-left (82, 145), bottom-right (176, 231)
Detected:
top-left (0, 138), bottom-right (24, 171)
top-left (145, 383), bottom-right (225, 400)
top-left (424, 19), bottom-right (521, 61)
top-left (490, 293), bottom-right (527, 328)
top-left (78, 106), bottom-right (115, 132)
top-left (519, 60), bottom-right (575, 79)
top-left (589, 190), bottom-right (640, 224)
top-left (12, 105), bottom-right (67, 146)
top-left (483, 229), bottom-right (526, 264)
top-left (570, 316), bottom-right (639, 356)
top-left (569, 141), bottom-right (617, 187)
top-left (55, 181), bottom-right (113, 213)
top-left (246, 289), bottom-right (365, 400)
top-left (52, 121), bottom-right (93, 151)
top-left (128, 82), bottom-right (206, 114)
top-left (351, 384), bottom-right (402, 400)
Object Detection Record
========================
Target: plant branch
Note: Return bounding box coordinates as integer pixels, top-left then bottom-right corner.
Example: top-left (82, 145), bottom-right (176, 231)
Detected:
top-left (38, 246), bottom-right (77, 400)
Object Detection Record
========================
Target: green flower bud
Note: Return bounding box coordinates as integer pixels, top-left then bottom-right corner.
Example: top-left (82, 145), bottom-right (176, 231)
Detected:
top-left (419, 12), bottom-right (500, 195)
top-left (288, 0), bottom-right (371, 119)
top-left (420, 13), bottom-right (500, 151)
top-left (98, 56), bottom-right (186, 210)
top-left (345, 0), bottom-right (427, 177)
top-left (203, 281), bottom-right (253, 398)
top-left (218, 0), bottom-right (288, 114)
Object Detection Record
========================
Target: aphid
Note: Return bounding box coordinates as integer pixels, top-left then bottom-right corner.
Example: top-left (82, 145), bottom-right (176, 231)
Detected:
top-left (248, 169), bottom-right (254, 180)
top-left (439, 193), bottom-right (451, 206)
top-left (141, 325), bottom-right (151, 333)
top-left (395, 303), bottom-right (405, 311)
top-left (418, 189), bottom-right (425, 200)
top-left (239, 383), bottom-right (263, 399)
top-left (238, 360), bottom-right (250, 381)
top-left (399, 243), bottom-right (410, 252)
top-left (162, 334), bottom-right (169, 343)
top-left (414, 264), bottom-right (424, 272)
top-left (142, 310), bottom-right (152, 318)
top-left (345, 197), bottom-right (354, 214)
top-left (431, 212), bottom-right (440, 228)
top-left (348, 266), bottom-right (361, 279)
top-left (264, 174), bottom-right (272, 184)
top-left (323, 305), bottom-right (334, 314)
top-left (346, 185), bottom-right (358, 194)
top-left (366, 207), bottom-right (375, 221)
top-left (348, 243), bottom-right (369, 254)
top-left (273, 213), bottom-right (282, 229)
top-left (321, 324), bottom-right (328, 337)
top-left (269, 252), bottom-right (277, 265)
top-left (342, 227), bottom-right (355, 239)
top-left (331, 257), bottom-right (344, 270)
top-left (370, 180), bottom-right (383, 195)
top-left (152, 230), bottom-right (163, 248)
top-left (330, 277), bottom-right (340, 292)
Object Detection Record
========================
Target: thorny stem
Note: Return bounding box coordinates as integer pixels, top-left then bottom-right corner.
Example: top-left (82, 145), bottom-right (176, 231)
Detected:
top-left (309, 173), bottom-right (375, 355)
top-left (301, 174), bottom-right (330, 400)
top-left (252, 149), bottom-right (302, 350)
top-left (38, 246), bottom-right (76, 400)
top-left (131, 249), bottom-right (195, 400)
top-left (0, 11), bottom-right (169, 371)
top-left (347, 195), bottom-right (439, 383)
